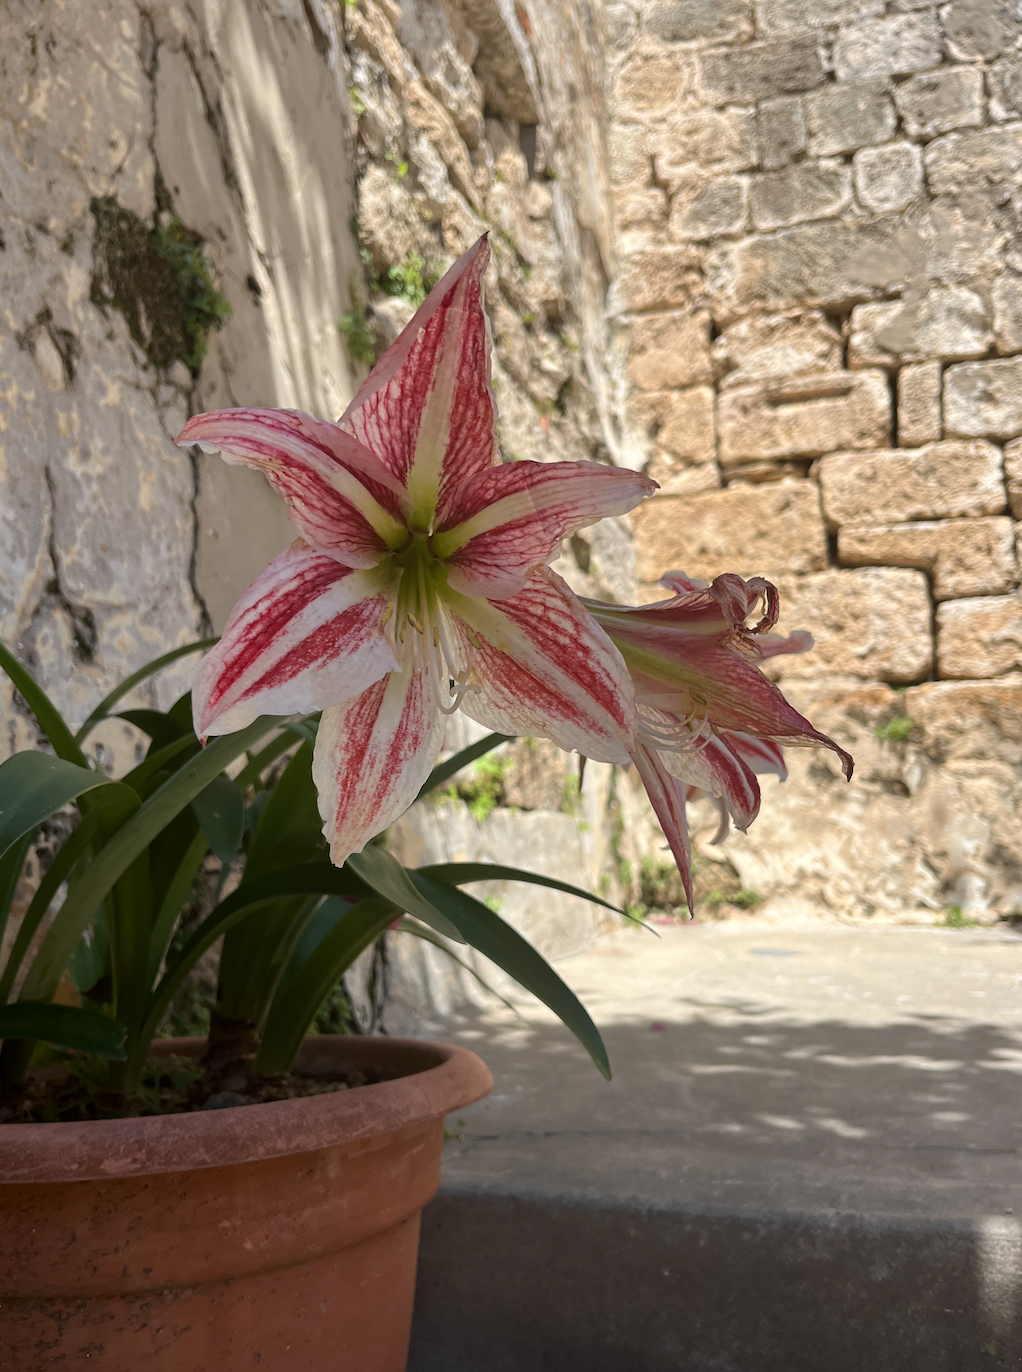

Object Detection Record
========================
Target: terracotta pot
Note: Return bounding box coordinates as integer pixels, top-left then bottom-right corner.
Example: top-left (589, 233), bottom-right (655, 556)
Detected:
top-left (0, 1036), bottom-right (491, 1370)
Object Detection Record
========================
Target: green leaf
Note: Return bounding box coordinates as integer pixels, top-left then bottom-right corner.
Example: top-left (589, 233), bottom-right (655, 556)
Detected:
top-left (0, 833), bottom-right (33, 972)
top-left (417, 732), bottom-right (512, 799)
top-left (0, 811), bottom-right (102, 1005)
top-left (135, 862), bottom-right (371, 1067)
top-left (420, 862), bottom-right (625, 916)
top-left (245, 743), bottom-right (325, 880)
top-left (256, 898), bottom-right (396, 1075)
top-left (121, 734), bottom-right (198, 797)
top-left (409, 872), bottom-right (611, 1079)
top-left (146, 828), bottom-right (209, 987)
top-left (0, 643), bottom-right (87, 768)
top-left (191, 774), bottom-right (245, 863)
top-left (116, 709), bottom-right (188, 752)
top-left (347, 846), bottom-right (466, 942)
top-left (18, 717), bottom-right (280, 1013)
top-left (0, 1003), bottom-right (127, 1060)
top-left (0, 752), bottom-right (114, 863)
top-left (74, 637), bottom-right (218, 742)
top-left (68, 917), bottom-right (111, 995)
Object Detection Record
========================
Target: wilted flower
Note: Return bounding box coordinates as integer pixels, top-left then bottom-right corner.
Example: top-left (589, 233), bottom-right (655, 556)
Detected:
top-left (584, 571), bottom-right (853, 908)
top-left (178, 237), bottom-right (655, 864)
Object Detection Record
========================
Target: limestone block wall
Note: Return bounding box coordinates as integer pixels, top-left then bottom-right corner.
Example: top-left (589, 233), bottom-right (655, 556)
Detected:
top-left (606, 0), bottom-right (1022, 919)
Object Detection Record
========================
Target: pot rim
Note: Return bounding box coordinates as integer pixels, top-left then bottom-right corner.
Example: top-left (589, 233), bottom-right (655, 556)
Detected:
top-left (0, 1036), bottom-right (492, 1184)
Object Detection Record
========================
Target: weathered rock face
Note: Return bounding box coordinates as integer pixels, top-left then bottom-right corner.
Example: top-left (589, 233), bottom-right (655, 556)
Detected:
top-left (609, 2), bottom-right (1022, 919)
top-left (0, 0), bottom-right (363, 760)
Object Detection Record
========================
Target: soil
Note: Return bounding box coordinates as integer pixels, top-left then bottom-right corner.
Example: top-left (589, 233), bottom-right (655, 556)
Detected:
top-left (0, 1052), bottom-right (389, 1124)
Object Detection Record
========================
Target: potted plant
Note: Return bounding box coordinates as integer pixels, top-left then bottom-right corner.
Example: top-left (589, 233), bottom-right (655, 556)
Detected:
top-left (0, 236), bottom-right (850, 1368)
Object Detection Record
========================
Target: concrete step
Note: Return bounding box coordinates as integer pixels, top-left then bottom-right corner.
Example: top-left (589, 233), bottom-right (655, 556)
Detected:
top-left (408, 923), bottom-right (1022, 1371)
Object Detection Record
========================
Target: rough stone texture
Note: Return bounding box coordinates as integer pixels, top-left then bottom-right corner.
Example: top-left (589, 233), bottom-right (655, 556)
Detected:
top-left (608, 0), bottom-right (1022, 926)
top-left (0, 0), bottom-right (367, 744)
top-left (625, 311), bottom-right (713, 391)
top-left (894, 66), bottom-right (986, 138)
top-left (632, 483), bottom-right (828, 583)
top-left (757, 96), bottom-right (806, 170)
top-left (612, 246), bottom-right (705, 313)
top-left (897, 360), bottom-right (943, 446)
top-left (817, 441), bottom-right (1006, 527)
top-left (924, 124), bottom-right (1022, 195)
top-left (705, 218), bottom-right (921, 320)
top-left (833, 12), bottom-right (943, 83)
top-left (770, 569), bottom-right (933, 683)
top-left (749, 160), bottom-right (852, 232)
top-left (1005, 437), bottom-right (1022, 519)
top-left (838, 517), bottom-right (1018, 600)
top-left (853, 141), bottom-right (924, 214)
top-left (644, 0), bottom-right (754, 45)
top-left (668, 175), bottom-right (748, 241)
top-left (848, 287), bottom-right (992, 367)
top-left (936, 595), bottom-right (1022, 679)
top-left (712, 312), bottom-right (842, 389)
top-left (944, 358), bottom-right (1022, 440)
top-left (992, 274), bottom-right (1022, 355)
top-left (626, 386), bottom-right (717, 470)
top-left (717, 372), bottom-right (890, 466)
top-left (943, 0), bottom-right (1021, 63)
top-left (696, 37), bottom-right (824, 107)
top-left (804, 80), bottom-right (897, 157)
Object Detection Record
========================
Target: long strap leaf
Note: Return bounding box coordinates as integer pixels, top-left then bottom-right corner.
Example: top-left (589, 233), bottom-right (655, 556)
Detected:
top-left (0, 811), bottom-right (101, 1005)
top-left (0, 834), bottom-right (33, 972)
top-left (74, 638), bottom-right (219, 742)
top-left (0, 643), bottom-right (87, 768)
top-left (145, 829), bottom-right (209, 988)
top-left (419, 862), bottom-right (625, 915)
top-left (347, 846), bottom-right (466, 942)
top-left (256, 899), bottom-right (396, 1075)
top-left (0, 752), bottom-right (117, 862)
top-left (0, 1003), bottom-right (127, 1060)
top-left (417, 732), bottom-right (512, 799)
top-left (19, 718), bottom-right (279, 1009)
top-left (409, 871), bottom-right (611, 1079)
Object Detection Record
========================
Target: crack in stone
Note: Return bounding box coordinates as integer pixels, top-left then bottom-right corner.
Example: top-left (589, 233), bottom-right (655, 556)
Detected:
top-left (41, 466), bottom-right (97, 666)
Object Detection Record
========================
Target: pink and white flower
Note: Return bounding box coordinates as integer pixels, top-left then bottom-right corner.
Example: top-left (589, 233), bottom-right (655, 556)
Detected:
top-left (584, 571), bottom-right (853, 908)
top-left (177, 236), bottom-right (655, 864)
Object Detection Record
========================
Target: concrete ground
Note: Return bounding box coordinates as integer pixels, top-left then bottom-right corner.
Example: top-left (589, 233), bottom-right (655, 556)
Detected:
top-left (409, 922), bottom-right (1022, 1371)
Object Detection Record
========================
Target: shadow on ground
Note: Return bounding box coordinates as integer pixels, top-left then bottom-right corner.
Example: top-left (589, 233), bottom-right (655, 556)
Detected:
top-left (410, 1007), bottom-right (1022, 1372)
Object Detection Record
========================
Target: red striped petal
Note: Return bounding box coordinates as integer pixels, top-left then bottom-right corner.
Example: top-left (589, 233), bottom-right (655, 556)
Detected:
top-left (444, 568), bottom-right (637, 764)
top-left (193, 544), bottom-right (399, 736)
top-left (657, 728), bottom-right (761, 832)
top-left (177, 408), bottom-right (407, 565)
top-left (339, 236), bottom-right (498, 523)
top-left (312, 662), bottom-right (446, 865)
top-left (434, 460), bottom-right (656, 599)
top-left (632, 745), bottom-right (694, 914)
top-left (722, 732), bottom-right (788, 780)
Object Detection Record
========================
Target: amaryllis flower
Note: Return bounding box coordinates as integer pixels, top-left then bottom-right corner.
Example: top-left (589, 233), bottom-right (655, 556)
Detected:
top-left (177, 236), bottom-right (654, 864)
top-left (583, 571), bottom-right (853, 909)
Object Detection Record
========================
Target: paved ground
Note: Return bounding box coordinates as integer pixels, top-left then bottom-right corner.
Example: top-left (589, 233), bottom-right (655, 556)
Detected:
top-left (409, 923), bottom-right (1022, 1371)
top-left (439, 921), bottom-right (1022, 1217)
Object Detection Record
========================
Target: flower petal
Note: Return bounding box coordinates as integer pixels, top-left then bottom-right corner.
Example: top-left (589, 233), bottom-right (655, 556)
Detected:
top-left (632, 744), bottom-right (694, 914)
top-left (193, 543), bottom-right (399, 736)
top-left (656, 727), bottom-right (761, 832)
top-left (177, 408), bottom-right (407, 566)
top-left (722, 731), bottom-right (788, 781)
top-left (433, 460), bottom-right (657, 599)
top-left (339, 236), bottom-right (497, 525)
top-left (444, 568), bottom-right (637, 764)
top-left (312, 662), bottom-right (446, 865)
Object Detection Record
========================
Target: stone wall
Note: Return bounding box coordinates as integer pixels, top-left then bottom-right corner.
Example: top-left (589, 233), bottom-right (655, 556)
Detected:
top-left (607, 0), bottom-right (1022, 919)
top-left (0, 0), bottom-right (363, 767)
